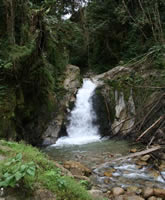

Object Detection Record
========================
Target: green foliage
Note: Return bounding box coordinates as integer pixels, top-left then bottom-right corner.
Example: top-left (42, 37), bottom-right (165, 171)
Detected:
top-left (0, 153), bottom-right (36, 188)
top-left (150, 45), bottom-right (165, 69)
top-left (79, 179), bottom-right (91, 190)
top-left (68, 0), bottom-right (165, 73)
top-left (0, 140), bottom-right (94, 200)
top-left (0, 0), bottom-right (73, 143)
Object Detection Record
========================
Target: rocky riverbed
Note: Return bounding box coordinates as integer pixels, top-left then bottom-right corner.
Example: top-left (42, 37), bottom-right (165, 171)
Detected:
top-left (45, 140), bottom-right (165, 200)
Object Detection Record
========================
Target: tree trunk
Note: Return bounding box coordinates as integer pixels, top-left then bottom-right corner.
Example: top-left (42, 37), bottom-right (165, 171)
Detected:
top-left (3, 0), bottom-right (15, 44)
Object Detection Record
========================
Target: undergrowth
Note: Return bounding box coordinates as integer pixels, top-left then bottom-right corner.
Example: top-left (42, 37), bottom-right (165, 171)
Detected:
top-left (0, 140), bottom-right (96, 200)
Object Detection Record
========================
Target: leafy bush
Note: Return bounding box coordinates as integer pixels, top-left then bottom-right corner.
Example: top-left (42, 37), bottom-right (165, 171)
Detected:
top-left (0, 153), bottom-right (36, 188)
top-left (0, 140), bottom-right (95, 200)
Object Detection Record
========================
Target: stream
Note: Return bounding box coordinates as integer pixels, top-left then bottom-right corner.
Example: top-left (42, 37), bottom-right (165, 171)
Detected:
top-left (45, 140), bottom-right (165, 191)
top-left (44, 79), bottom-right (165, 197)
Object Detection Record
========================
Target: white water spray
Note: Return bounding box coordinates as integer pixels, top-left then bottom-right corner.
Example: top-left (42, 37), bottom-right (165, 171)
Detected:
top-left (54, 79), bottom-right (100, 146)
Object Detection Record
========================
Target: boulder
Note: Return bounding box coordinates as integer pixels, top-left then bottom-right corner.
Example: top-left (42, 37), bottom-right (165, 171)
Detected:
top-left (147, 197), bottom-right (157, 200)
top-left (63, 64), bottom-right (80, 91)
top-left (114, 195), bottom-right (125, 200)
top-left (112, 187), bottom-right (125, 196)
top-left (126, 186), bottom-right (140, 194)
top-left (54, 161), bottom-right (73, 177)
top-left (63, 161), bottom-right (91, 176)
top-left (126, 195), bottom-right (144, 200)
top-left (89, 189), bottom-right (103, 199)
top-left (111, 90), bottom-right (135, 135)
top-left (94, 66), bottom-right (132, 85)
top-left (73, 175), bottom-right (90, 182)
top-left (154, 188), bottom-right (165, 198)
top-left (143, 187), bottom-right (154, 198)
top-left (34, 189), bottom-right (56, 200)
top-left (92, 66), bottom-right (135, 136)
top-left (114, 194), bottom-right (144, 200)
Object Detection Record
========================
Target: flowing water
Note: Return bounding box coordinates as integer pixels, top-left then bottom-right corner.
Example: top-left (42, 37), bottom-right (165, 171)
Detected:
top-left (54, 79), bottom-right (100, 146)
top-left (44, 78), bottom-right (165, 192)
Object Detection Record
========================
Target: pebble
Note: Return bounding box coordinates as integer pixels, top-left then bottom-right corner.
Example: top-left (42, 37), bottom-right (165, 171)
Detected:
top-left (130, 148), bottom-right (137, 153)
top-left (126, 186), bottom-right (139, 194)
top-left (140, 155), bottom-right (151, 162)
top-left (135, 160), bottom-right (148, 166)
top-left (104, 178), bottom-right (110, 184)
top-left (104, 168), bottom-right (116, 177)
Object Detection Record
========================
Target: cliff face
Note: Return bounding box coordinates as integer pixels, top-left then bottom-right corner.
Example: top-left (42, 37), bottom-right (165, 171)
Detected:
top-left (42, 64), bottom-right (81, 146)
top-left (93, 65), bottom-right (165, 144)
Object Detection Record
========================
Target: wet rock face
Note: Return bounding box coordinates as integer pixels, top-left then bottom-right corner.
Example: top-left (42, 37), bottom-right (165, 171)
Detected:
top-left (92, 66), bottom-right (136, 137)
top-left (94, 66), bottom-right (132, 85)
top-left (111, 90), bottom-right (135, 135)
top-left (91, 88), bottom-right (112, 137)
top-left (42, 65), bottom-right (81, 146)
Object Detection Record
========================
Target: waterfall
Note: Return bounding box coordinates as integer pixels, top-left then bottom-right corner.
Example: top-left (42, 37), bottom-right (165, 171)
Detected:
top-left (54, 79), bottom-right (100, 146)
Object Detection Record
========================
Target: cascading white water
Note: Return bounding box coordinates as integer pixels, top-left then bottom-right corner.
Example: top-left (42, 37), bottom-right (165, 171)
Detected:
top-left (54, 79), bottom-right (100, 146)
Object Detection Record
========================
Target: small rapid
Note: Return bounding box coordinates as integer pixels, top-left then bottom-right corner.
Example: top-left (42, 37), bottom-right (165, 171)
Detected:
top-left (54, 79), bottom-right (100, 146)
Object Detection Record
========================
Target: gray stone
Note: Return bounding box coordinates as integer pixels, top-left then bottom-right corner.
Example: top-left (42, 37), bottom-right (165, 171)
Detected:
top-left (89, 189), bottom-right (103, 199)
top-left (93, 66), bottom-right (135, 136)
top-left (112, 187), bottom-right (125, 196)
top-left (126, 195), bottom-right (144, 200)
top-left (94, 66), bottom-right (132, 85)
top-left (140, 155), bottom-right (151, 162)
top-left (143, 187), bottom-right (154, 198)
top-left (147, 197), bottom-right (157, 200)
top-left (34, 189), bottom-right (56, 200)
top-left (154, 188), bottom-right (165, 198)
top-left (42, 64), bottom-right (81, 145)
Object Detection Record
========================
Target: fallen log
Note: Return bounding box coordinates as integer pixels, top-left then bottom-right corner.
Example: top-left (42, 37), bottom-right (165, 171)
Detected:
top-left (114, 145), bottom-right (162, 161)
top-left (136, 115), bottom-right (165, 141)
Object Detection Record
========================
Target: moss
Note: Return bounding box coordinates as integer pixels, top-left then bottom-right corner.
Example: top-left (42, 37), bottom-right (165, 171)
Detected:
top-left (0, 140), bottom-right (95, 200)
top-left (0, 0), bottom-right (71, 144)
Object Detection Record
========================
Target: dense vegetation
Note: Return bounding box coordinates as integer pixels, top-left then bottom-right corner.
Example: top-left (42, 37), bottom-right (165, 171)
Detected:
top-left (0, 0), bottom-right (71, 144)
top-left (70, 0), bottom-right (165, 72)
top-left (0, 0), bottom-right (165, 143)
top-left (0, 140), bottom-right (96, 200)
top-left (0, 0), bottom-right (165, 198)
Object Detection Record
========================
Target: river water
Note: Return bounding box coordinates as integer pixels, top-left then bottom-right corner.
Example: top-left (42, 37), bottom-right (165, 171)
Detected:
top-left (44, 79), bottom-right (165, 191)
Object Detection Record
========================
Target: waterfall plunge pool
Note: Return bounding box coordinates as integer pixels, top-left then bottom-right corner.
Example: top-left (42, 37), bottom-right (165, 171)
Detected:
top-left (44, 139), bottom-right (133, 168)
top-left (43, 78), bottom-right (165, 190)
